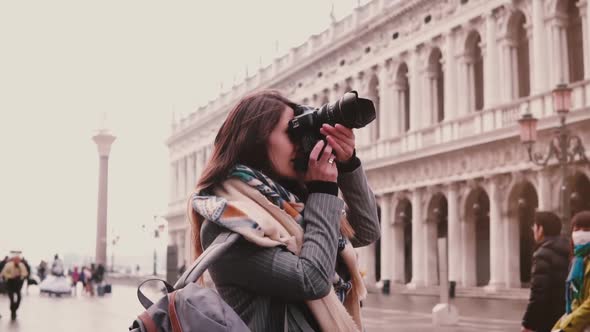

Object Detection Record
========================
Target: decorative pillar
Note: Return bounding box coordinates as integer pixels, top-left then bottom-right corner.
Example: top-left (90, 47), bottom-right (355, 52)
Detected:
top-left (462, 55), bottom-right (475, 113)
top-left (443, 31), bottom-right (456, 120)
top-left (391, 197), bottom-right (406, 284)
top-left (550, 18), bottom-right (570, 84)
top-left (582, 0), bottom-right (590, 79)
top-left (537, 170), bottom-right (552, 211)
top-left (447, 183), bottom-right (462, 284)
top-left (377, 65), bottom-right (391, 140)
top-left (390, 80), bottom-right (401, 138)
top-left (170, 162), bottom-right (177, 202)
top-left (461, 187), bottom-right (477, 287)
top-left (92, 128), bottom-right (116, 266)
top-left (409, 189), bottom-right (425, 287)
top-left (177, 231), bottom-right (185, 267)
top-left (420, 67), bottom-right (431, 127)
top-left (409, 50), bottom-right (422, 131)
top-left (185, 226), bottom-right (194, 263)
top-left (355, 71), bottom-right (371, 145)
top-left (379, 194), bottom-right (392, 292)
top-left (428, 69), bottom-right (439, 124)
top-left (487, 176), bottom-right (505, 289)
top-left (484, 12), bottom-right (499, 107)
top-left (532, 0), bottom-right (547, 93)
top-left (187, 153), bottom-right (195, 195)
top-left (456, 56), bottom-right (468, 116)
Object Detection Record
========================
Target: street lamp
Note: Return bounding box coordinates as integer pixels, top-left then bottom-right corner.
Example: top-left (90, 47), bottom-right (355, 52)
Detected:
top-left (518, 83), bottom-right (589, 234)
top-left (110, 233), bottom-right (120, 273)
top-left (143, 215), bottom-right (166, 276)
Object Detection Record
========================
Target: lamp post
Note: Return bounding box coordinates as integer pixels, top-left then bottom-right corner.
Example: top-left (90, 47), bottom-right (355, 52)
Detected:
top-left (518, 84), bottom-right (589, 234)
top-left (110, 233), bottom-right (120, 273)
top-left (143, 215), bottom-right (166, 276)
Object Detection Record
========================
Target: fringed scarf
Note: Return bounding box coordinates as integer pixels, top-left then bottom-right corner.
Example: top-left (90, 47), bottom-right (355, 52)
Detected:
top-left (192, 164), bottom-right (365, 332)
top-left (566, 243), bottom-right (590, 314)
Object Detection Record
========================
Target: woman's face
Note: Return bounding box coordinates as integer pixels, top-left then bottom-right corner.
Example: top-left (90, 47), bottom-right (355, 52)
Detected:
top-left (268, 106), bottom-right (298, 179)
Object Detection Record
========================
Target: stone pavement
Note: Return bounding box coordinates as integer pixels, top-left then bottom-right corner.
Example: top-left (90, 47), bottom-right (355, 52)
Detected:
top-left (0, 283), bottom-right (528, 331)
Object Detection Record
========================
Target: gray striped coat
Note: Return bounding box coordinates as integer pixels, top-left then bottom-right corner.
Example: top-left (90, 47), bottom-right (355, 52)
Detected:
top-left (201, 165), bottom-right (380, 331)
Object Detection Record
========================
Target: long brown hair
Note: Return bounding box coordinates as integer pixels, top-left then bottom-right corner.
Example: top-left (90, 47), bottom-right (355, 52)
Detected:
top-left (188, 90), bottom-right (297, 258)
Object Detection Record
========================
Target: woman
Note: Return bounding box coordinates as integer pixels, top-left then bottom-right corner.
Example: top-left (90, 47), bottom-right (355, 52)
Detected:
top-left (553, 211), bottom-right (590, 332)
top-left (188, 90), bottom-right (380, 331)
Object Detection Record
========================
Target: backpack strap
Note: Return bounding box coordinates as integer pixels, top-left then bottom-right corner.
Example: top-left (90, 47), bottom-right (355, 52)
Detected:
top-left (168, 291), bottom-right (182, 332)
top-left (138, 311), bottom-right (157, 332)
top-left (135, 231), bottom-right (238, 310)
top-left (173, 231), bottom-right (240, 289)
top-left (136, 278), bottom-right (175, 309)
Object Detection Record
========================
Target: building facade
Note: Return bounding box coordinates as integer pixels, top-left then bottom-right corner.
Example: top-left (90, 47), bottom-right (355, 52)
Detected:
top-left (166, 0), bottom-right (590, 295)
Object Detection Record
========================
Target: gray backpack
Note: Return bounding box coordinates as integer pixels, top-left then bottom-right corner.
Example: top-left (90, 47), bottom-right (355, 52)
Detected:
top-left (129, 232), bottom-right (250, 332)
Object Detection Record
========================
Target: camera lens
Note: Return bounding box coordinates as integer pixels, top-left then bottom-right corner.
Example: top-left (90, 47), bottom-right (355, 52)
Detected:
top-left (318, 91), bottom-right (375, 129)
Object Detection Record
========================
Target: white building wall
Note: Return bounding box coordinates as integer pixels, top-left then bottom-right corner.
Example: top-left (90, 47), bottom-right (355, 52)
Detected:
top-left (166, 0), bottom-right (590, 296)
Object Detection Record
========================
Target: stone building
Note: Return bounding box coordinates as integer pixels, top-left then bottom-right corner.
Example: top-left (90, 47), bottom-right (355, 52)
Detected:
top-left (166, 0), bottom-right (590, 296)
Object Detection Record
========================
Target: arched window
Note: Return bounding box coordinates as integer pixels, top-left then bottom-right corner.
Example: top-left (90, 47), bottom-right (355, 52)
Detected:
top-left (508, 11), bottom-right (531, 98)
top-left (396, 63), bottom-right (410, 133)
top-left (368, 75), bottom-right (380, 141)
top-left (465, 31), bottom-right (484, 111)
top-left (428, 48), bottom-right (445, 122)
top-left (560, 0), bottom-right (585, 83)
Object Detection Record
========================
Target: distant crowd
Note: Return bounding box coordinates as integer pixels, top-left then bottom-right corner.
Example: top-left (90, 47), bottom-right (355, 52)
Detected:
top-left (0, 252), bottom-right (108, 321)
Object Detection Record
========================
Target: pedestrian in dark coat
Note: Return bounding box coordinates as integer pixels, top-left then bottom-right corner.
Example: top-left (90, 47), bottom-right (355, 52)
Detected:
top-left (522, 211), bottom-right (570, 332)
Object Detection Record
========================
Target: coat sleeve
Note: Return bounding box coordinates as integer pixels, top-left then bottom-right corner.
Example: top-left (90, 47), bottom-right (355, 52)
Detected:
top-left (202, 193), bottom-right (344, 301)
top-left (337, 164), bottom-right (380, 248)
top-left (556, 297), bottom-right (590, 332)
top-left (522, 251), bottom-right (552, 330)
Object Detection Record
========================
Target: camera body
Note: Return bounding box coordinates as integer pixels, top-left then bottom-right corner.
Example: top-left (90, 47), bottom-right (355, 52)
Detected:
top-left (288, 90), bottom-right (376, 172)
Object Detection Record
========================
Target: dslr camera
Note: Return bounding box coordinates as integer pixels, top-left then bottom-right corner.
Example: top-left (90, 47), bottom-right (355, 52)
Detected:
top-left (288, 90), bottom-right (376, 172)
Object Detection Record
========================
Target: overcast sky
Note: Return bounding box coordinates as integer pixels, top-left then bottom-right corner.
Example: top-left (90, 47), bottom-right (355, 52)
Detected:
top-left (0, 0), bottom-right (369, 268)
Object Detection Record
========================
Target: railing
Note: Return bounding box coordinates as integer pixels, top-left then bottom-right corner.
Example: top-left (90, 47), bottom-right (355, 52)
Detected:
top-left (357, 80), bottom-right (590, 162)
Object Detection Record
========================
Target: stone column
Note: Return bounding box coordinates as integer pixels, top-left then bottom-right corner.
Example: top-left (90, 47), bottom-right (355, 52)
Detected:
top-left (195, 150), bottom-right (202, 183)
top-left (582, 0), bottom-right (590, 79)
top-left (409, 189), bottom-right (425, 287)
top-left (187, 153), bottom-right (195, 194)
top-left (181, 156), bottom-right (188, 198)
top-left (185, 226), bottom-right (194, 263)
top-left (390, 80), bottom-right (401, 138)
top-left (169, 162), bottom-right (176, 202)
top-left (355, 71), bottom-right (371, 145)
top-left (487, 176), bottom-right (505, 289)
top-left (532, 0), bottom-right (547, 93)
top-left (537, 170), bottom-right (552, 211)
top-left (461, 187), bottom-right (477, 287)
top-left (92, 129), bottom-right (116, 266)
top-left (177, 231), bottom-right (185, 267)
top-left (379, 194), bottom-right (392, 289)
top-left (377, 65), bottom-right (391, 140)
top-left (409, 50), bottom-right (421, 131)
top-left (427, 69), bottom-right (439, 124)
top-left (463, 55), bottom-right (475, 113)
top-left (447, 183), bottom-right (462, 284)
top-left (550, 19), bottom-right (569, 84)
top-left (443, 31), bottom-right (456, 120)
top-left (484, 12), bottom-right (499, 107)
top-left (391, 197), bottom-right (406, 284)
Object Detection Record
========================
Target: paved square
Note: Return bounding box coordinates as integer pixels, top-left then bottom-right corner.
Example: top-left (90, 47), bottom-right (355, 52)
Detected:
top-left (0, 284), bottom-right (526, 331)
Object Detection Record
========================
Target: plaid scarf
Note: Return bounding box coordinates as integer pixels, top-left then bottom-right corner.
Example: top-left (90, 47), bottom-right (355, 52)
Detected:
top-left (192, 164), bottom-right (364, 331)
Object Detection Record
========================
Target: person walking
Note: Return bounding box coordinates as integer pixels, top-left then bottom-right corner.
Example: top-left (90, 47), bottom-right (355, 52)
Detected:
top-left (553, 211), bottom-right (590, 332)
top-left (1, 256), bottom-right (29, 320)
top-left (521, 211), bottom-right (570, 332)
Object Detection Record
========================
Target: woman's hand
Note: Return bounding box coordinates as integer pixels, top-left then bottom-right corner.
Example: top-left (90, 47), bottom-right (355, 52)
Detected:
top-left (319, 124), bottom-right (355, 163)
top-left (304, 140), bottom-right (338, 183)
